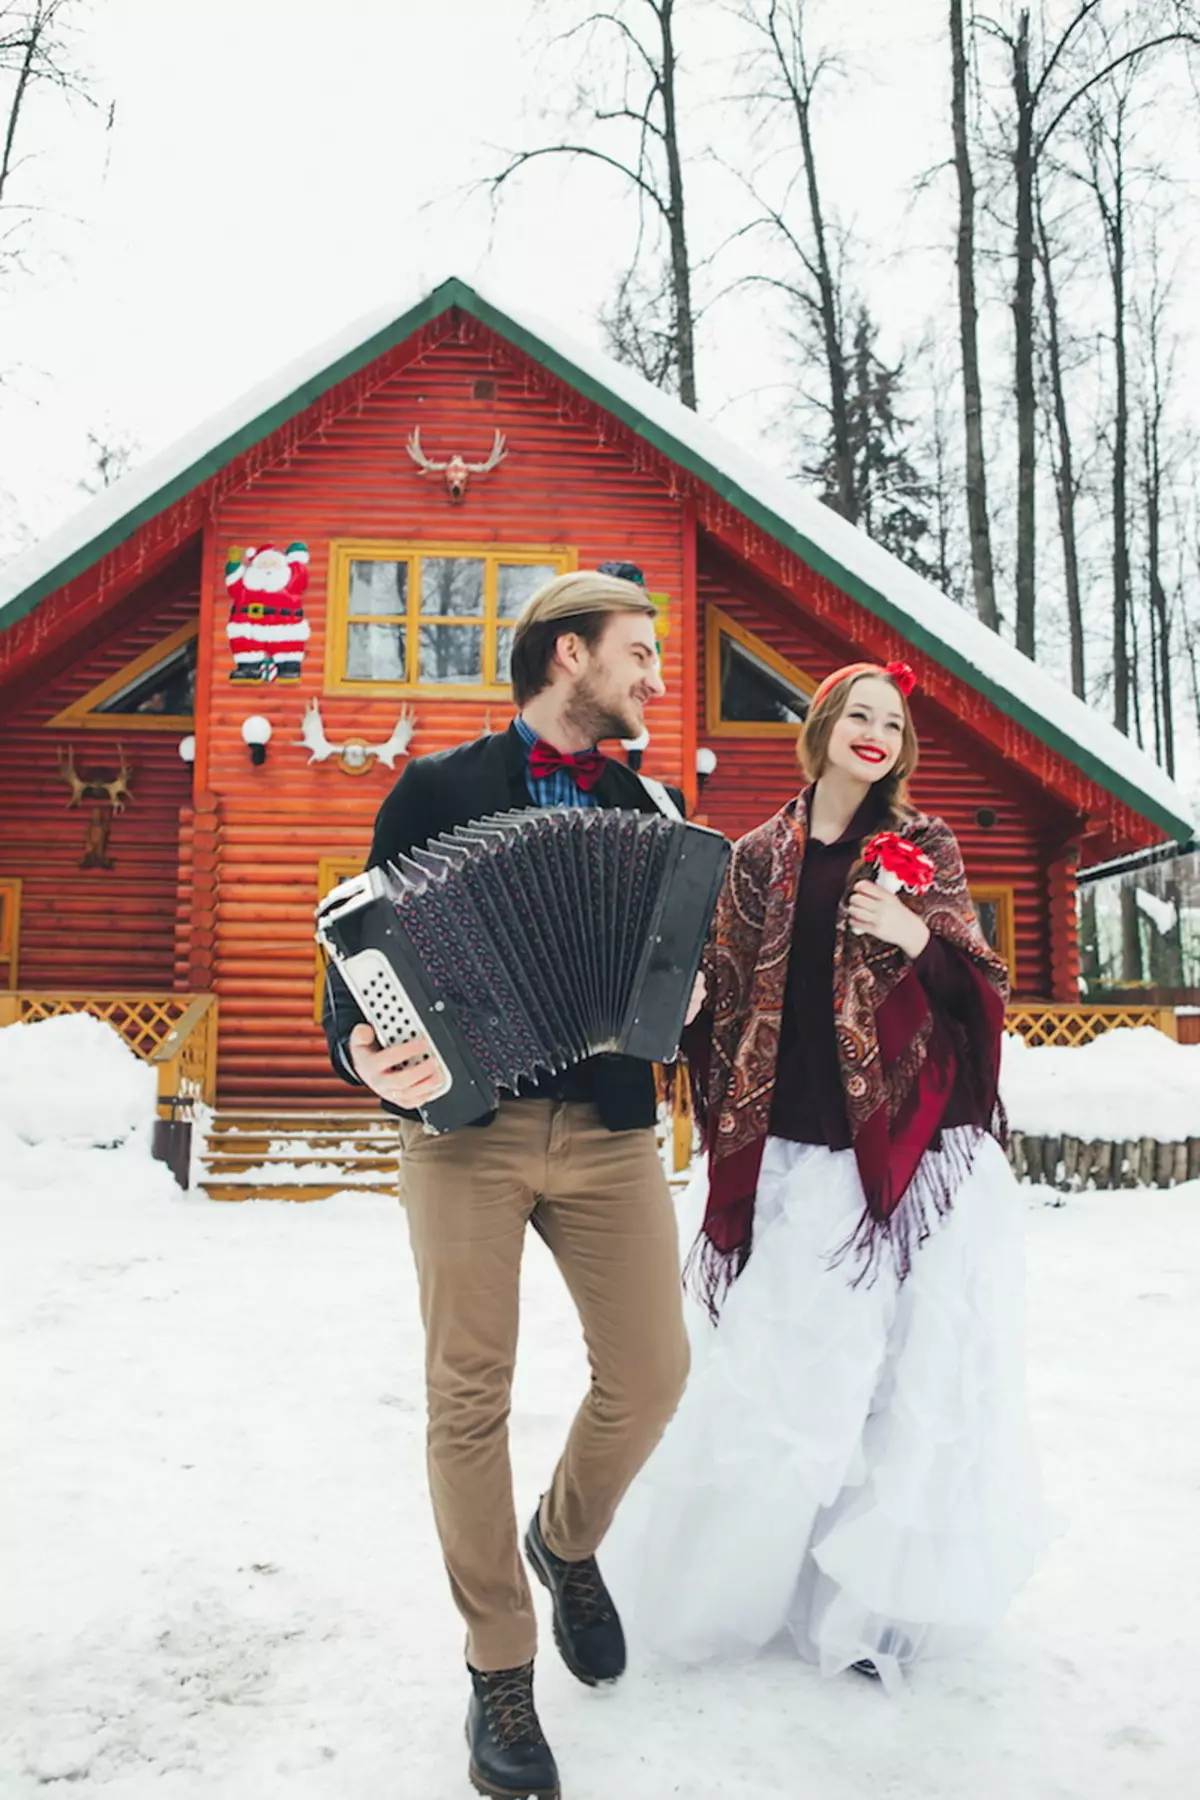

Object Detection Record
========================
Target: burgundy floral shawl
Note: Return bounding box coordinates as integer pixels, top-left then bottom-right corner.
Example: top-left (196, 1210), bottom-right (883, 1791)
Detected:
top-left (689, 792), bottom-right (1009, 1312)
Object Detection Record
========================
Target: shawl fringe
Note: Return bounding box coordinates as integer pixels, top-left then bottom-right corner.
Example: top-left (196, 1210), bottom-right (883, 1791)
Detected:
top-left (830, 1118), bottom-right (994, 1288)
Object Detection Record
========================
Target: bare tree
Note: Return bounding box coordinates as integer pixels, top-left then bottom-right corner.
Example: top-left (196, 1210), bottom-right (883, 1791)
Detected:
top-left (487, 1), bottom-right (698, 407)
top-left (732, 0), bottom-right (855, 518)
top-left (1076, 86), bottom-right (1133, 733)
top-left (950, 0), bottom-right (999, 628)
top-left (78, 428), bottom-right (137, 496)
top-left (1133, 230), bottom-right (1188, 779)
top-left (1034, 177), bottom-right (1086, 696)
top-left (1, 0), bottom-right (93, 267)
top-left (965, 1), bottom-right (1200, 659)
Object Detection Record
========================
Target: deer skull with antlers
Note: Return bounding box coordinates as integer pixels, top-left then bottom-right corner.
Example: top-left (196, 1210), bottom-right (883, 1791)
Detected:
top-left (296, 698), bottom-right (416, 773)
top-left (56, 745), bottom-right (135, 813)
top-left (405, 427), bottom-right (507, 503)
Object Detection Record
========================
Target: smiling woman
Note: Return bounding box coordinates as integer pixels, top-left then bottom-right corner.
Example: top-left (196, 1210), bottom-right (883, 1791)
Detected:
top-left (618, 654), bottom-right (1039, 1692)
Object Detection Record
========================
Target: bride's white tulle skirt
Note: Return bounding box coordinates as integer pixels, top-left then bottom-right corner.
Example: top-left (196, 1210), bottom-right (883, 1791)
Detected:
top-left (606, 1131), bottom-right (1043, 1689)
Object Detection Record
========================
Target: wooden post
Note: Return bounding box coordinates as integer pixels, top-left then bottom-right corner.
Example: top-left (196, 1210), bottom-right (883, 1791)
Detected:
top-left (1046, 838), bottom-right (1082, 1003)
top-left (0, 994), bottom-right (19, 1027)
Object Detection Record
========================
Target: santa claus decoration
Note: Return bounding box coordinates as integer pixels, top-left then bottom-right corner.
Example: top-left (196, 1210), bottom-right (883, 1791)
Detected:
top-left (225, 543), bottom-right (310, 681)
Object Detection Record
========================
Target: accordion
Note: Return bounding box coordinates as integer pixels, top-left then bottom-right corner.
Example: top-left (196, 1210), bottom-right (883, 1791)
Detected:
top-left (317, 807), bottom-right (730, 1134)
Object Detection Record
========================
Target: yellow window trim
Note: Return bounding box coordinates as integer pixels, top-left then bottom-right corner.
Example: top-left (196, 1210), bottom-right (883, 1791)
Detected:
top-left (45, 619), bottom-right (198, 732)
top-left (970, 883), bottom-right (1017, 984)
top-left (314, 854), bottom-right (367, 1024)
top-left (324, 540), bottom-right (578, 699)
top-left (0, 877), bottom-right (21, 988)
top-left (705, 603), bottom-right (817, 738)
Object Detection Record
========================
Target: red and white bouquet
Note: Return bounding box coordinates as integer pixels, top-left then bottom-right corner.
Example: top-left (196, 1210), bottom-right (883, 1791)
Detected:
top-left (853, 830), bottom-right (936, 934)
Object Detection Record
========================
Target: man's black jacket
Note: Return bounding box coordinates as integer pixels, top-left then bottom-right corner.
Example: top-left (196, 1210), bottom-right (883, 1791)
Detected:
top-left (321, 722), bottom-right (687, 1132)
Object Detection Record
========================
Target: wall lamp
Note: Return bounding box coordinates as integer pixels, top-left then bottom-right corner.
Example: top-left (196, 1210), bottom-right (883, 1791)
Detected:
top-left (241, 715), bottom-right (273, 766)
top-left (178, 734), bottom-right (196, 765)
top-left (696, 746), bottom-right (718, 790)
top-left (621, 728), bottom-right (650, 772)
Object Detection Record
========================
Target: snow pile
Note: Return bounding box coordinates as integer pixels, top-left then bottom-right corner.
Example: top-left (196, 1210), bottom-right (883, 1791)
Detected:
top-left (1, 1141), bottom-right (1197, 1797)
top-left (1001, 1027), bottom-right (1200, 1142)
top-left (0, 1014), bottom-right (157, 1149)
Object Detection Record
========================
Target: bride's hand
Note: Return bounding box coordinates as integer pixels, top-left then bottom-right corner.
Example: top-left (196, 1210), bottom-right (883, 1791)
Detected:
top-left (848, 881), bottom-right (930, 959)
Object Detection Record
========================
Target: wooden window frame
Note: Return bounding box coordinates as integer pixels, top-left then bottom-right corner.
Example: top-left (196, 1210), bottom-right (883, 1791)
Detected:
top-left (705, 603), bottom-right (817, 738)
top-left (970, 883), bottom-right (1017, 984)
top-left (314, 854), bottom-right (367, 1023)
top-left (0, 877), bottom-right (21, 989)
top-left (46, 620), bottom-right (198, 732)
top-left (325, 541), bottom-right (577, 699)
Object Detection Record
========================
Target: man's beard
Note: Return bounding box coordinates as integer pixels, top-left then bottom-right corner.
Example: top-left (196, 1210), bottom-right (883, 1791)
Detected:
top-left (563, 671), bottom-right (639, 744)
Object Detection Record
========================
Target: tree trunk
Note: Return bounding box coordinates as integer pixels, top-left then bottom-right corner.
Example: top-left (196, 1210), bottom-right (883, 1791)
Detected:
top-left (1143, 307), bottom-right (1174, 775)
top-left (656, 0), bottom-right (697, 411)
top-left (766, 1), bottom-right (853, 519)
top-left (950, 0), bottom-right (998, 629)
top-left (1112, 195), bottom-right (1131, 737)
top-left (1035, 187), bottom-right (1084, 696)
top-left (0, 18), bottom-right (41, 211)
top-left (1012, 11), bottom-right (1038, 658)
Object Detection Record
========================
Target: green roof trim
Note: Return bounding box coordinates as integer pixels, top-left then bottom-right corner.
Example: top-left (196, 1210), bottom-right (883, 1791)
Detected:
top-left (1, 275), bottom-right (1190, 841)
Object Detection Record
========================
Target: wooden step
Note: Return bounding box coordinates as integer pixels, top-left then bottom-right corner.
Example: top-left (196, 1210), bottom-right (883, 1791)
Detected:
top-left (202, 1134), bottom-right (397, 1157)
top-left (201, 1153), bottom-right (398, 1177)
top-left (204, 1181), bottom-right (392, 1204)
top-left (198, 1109), bottom-right (401, 1203)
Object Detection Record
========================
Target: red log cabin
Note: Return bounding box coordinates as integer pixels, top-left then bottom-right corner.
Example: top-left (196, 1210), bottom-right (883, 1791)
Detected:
top-left (0, 276), bottom-right (1192, 1131)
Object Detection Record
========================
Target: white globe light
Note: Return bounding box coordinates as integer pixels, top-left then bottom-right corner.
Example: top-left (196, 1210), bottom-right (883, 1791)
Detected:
top-left (240, 715), bottom-right (273, 747)
top-left (695, 746), bottom-right (718, 777)
top-left (178, 734), bottom-right (196, 764)
top-left (620, 729), bottom-right (651, 752)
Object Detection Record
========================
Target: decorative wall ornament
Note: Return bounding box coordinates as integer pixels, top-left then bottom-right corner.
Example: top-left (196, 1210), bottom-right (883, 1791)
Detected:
top-left (405, 428), bottom-right (507, 503)
top-left (225, 543), bottom-right (310, 681)
top-left (296, 698), bottom-right (416, 775)
top-left (55, 744), bottom-right (135, 870)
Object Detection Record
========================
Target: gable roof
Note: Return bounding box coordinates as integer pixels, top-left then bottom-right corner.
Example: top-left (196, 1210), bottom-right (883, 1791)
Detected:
top-left (0, 274), bottom-right (1192, 841)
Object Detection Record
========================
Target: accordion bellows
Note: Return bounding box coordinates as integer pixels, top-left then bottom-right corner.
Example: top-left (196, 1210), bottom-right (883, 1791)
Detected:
top-left (317, 808), bottom-right (730, 1133)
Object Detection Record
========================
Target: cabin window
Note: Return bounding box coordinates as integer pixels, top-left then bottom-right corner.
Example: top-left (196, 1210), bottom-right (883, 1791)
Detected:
top-left (314, 855), bottom-right (367, 1023)
top-left (0, 878), bottom-right (20, 988)
top-left (327, 543), bottom-right (575, 696)
top-left (705, 604), bottom-right (816, 737)
top-left (971, 883), bottom-right (1017, 982)
top-left (46, 620), bottom-right (198, 732)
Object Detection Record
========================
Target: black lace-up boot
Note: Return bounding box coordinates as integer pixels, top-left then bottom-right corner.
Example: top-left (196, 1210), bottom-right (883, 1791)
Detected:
top-left (524, 1506), bottom-right (626, 1686)
top-left (466, 1661), bottom-right (559, 1800)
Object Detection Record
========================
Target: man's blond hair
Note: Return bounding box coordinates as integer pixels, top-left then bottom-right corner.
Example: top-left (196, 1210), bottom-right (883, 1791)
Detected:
top-left (509, 570), bottom-right (656, 705)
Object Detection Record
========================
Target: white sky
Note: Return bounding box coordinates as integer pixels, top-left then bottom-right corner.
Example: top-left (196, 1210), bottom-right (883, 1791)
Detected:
top-left (1, 0), bottom-right (1197, 795)
top-left (0, 0), bottom-right (999, 540)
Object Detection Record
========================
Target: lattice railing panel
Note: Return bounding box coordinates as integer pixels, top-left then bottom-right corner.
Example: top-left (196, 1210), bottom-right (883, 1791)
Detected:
top-left (1006, 1004), bottom-right (1178, 1048)
top-left (14, 993), bottom-right (196, 1060)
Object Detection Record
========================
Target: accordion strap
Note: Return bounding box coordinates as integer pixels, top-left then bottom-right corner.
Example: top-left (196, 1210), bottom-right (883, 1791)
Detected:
top-left (636, 774), bottom-right (684, 822)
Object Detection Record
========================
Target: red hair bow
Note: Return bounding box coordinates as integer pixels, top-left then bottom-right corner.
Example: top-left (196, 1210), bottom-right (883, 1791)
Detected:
top-left (884, 660), bottom-right (917, 697)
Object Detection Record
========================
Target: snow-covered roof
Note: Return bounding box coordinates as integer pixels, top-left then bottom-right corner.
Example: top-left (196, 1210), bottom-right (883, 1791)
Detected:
top-left (0, 274), bottom-right (1192, 841)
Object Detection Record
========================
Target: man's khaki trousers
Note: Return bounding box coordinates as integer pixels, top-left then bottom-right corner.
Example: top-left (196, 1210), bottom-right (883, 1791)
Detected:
top-left (398, 1098), bottom-right (690, 1672)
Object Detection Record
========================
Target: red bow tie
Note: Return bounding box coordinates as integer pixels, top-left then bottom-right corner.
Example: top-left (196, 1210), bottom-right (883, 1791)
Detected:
top-left (528, 738), bottom-right (608, 792)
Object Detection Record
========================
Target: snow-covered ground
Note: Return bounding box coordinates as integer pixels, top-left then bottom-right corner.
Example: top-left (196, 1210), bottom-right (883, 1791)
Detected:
top-left (1, 1136), bottom-right (1197, 1796)
top-left (1001, 1026), bottom-right (1200, 1142)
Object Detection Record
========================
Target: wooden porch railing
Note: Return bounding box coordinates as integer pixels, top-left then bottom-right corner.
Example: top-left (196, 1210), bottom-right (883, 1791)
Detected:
top-left (0, 991), bottom-right (219, 1116)
top-left (660, 1001), bottom-right (1187, 1170)
top-left (1004, 1003), bottom-right (1179, 1047)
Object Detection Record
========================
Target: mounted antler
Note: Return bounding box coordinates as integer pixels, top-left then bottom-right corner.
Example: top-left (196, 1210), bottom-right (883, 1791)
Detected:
top-left (101, 746), bottom-right (134, 813)
top-left (56, 745), bottom-right (89, 808)
top-left (406, 428), bottom-right (508, 503)
top-left (56, 744), bottom-right (134, 810)
top-left (461, 430), bottom-right (507, 475)
top-left (405, 427), bottom-right (446, 475)
top-left (366, 704), bottom-right (417, 770)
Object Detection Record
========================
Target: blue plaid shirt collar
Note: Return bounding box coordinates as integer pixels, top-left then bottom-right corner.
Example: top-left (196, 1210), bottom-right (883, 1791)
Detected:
top-left (513, 713), bottom-right (600, 810)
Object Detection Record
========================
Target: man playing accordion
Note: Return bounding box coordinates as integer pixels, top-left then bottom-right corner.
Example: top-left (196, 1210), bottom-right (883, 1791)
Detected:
top-left (323, 569), bottom-right (700, 1800)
